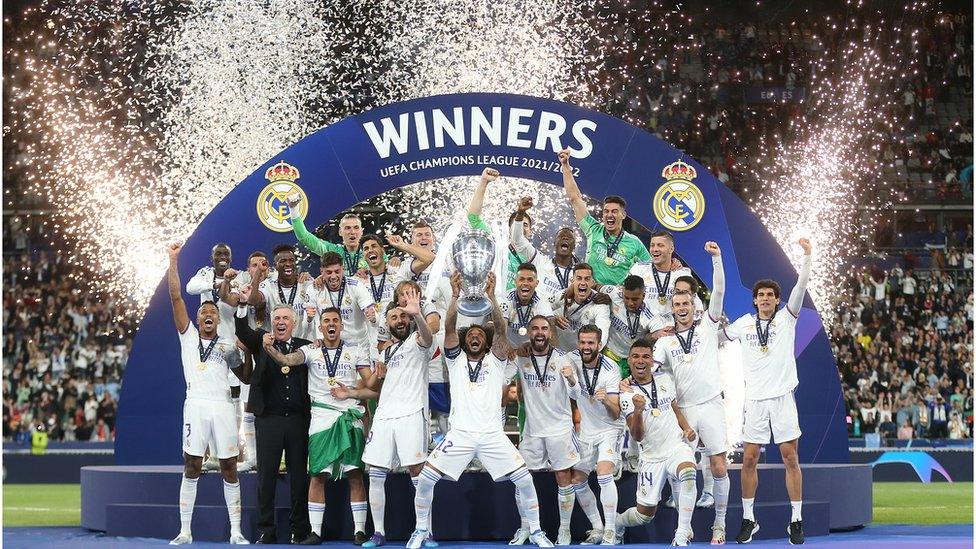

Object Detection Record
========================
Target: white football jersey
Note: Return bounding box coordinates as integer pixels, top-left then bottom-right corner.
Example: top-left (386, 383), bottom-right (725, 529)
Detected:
top-left (362, 268), bottom-right (399, 312)
top-left (259, 278), bottom-right (317, 339)
top-left (514, 347), bottom-right (573, 437)
top-left (724, 308), bottom-right (799, 400)
top-left (500, 290), bottom-right (555, 346)
top-left (628, 263), bottom-right (694, 317)
top-left (619, 370), bottom-right (686, 462)
top-left (554, 292), bottom-right (611, 352)
top-left (310, 277), bottom-right (374, 346)
top-left (186, 266), bottom-right (238, 341)
top-left (302, 343), bottom-right (367, 411)
top-left (373, 333), bottom-right (434, 420)
top-left (602, 285), bottom-right (667, 358)
top-left (179, 323), bottom-right (241, 401)
top-left (562, 351), bottom-right (624, 440)
top-left (653, 314), bottom-right (722, 407)
top-left (444, 347), bottom-right (516, 433)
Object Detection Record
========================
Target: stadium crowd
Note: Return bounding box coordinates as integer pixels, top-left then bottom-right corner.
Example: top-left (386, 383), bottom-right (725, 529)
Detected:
top-left (2, 7), bottom-right (972, 444)
top-left (2, 216), bottom-right (139, 443)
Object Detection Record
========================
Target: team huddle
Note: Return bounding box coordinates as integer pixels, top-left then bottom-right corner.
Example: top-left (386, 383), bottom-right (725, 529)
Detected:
top-left (166, 150), bottom-right (814, 546)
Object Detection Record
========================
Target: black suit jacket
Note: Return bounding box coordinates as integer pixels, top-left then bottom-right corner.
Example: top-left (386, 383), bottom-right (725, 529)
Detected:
top-left (235, 314), bottom-right (312, 417)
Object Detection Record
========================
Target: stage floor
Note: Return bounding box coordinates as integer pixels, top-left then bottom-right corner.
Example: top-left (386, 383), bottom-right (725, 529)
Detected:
top-left (3, 525), bottom-right (973, 548)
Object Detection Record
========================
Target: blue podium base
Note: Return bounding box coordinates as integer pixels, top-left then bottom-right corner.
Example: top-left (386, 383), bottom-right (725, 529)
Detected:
top-left (81, 463), bottom-right (871, 543)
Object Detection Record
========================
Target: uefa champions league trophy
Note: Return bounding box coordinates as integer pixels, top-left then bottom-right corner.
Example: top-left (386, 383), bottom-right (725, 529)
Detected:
top-left (451, 228), bottom-right (497, 317)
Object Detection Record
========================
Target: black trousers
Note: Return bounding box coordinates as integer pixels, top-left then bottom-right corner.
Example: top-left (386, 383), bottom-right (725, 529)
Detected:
top-left (255, 413), bottom-right (311, 538)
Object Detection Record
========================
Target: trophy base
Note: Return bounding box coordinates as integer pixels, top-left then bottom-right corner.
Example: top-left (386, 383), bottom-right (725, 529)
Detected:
top-left (458, 297), bottom-right (493, 318)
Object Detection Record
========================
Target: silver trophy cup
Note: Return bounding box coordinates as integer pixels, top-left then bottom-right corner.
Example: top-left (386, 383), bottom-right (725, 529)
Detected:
top-left (452, 229), bottom-right (497, 317)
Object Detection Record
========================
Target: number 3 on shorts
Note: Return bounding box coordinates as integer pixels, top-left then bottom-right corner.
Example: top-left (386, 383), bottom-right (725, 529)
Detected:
top-left (184, 423), bottom-right (192, 444)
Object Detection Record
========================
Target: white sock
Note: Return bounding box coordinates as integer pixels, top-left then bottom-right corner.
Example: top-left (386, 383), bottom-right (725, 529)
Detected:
top-left (556, 485), bottom-right (576, 532)
top-left (308, 501), bottom-right (325, 536)
top-left (510, 468), bottom-right (541, 532)
top-left (514, 485), bottom-right (529, 530)
top-left (597, 474), bottom-right (618, 534)
top-left (700, 453), bottom-right (714, 494)
top-left (574, 480), bottom-right (603, 530)
top-left (617, 506), bottom-right (653, 527)
top-left (411, 476), bottom-right (432, 532)
top-left (414, 467), bottom-right (441, 531)
top-left (178, 476), bottom-right (199, 535)
top-left (742, 497), bottom-right (755, 521)
top-left (712, 474), bottom-right (729, 528)
top-left (669, 477), bottom-right (680, 502)
top-left (351, 500), bottom-right (368, 533)
top-left (222, 480), bottom-right (242, 536)
top-left (368, 469), bottom-right (387, 535)
top-left (242, 413), bottom-right (256, 462)
top-left (676, 468), bottom-right (697, 537)
top-left (791, 500), bottom-right (802, 522)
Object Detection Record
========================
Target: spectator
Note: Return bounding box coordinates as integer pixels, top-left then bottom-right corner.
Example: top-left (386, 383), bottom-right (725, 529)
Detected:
top-left (897, 419), bottom-right (915, 440)
top-left (928, 395), bottom-right (951, 437)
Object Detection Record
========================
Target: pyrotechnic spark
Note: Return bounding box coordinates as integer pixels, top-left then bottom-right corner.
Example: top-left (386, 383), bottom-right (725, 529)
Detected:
top-left (741, 1), bottom-right (927, 318)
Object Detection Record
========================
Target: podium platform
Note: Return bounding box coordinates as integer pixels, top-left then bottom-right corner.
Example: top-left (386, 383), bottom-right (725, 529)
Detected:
top-left (81, 463), bottom-right (871, 543)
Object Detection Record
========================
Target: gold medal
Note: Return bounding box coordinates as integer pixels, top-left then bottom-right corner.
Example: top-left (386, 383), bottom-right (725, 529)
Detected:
top-left (281, 365), bottom-right (291, 374)
top-left (469, 381), bottom-right (478, 391)
top-left (683, 354), bottom-right (692, 364)
top-left (328, 377), bottom-right (338, 386)
top-left (197, 362), bottom-right (207, 371)
top-left (651, 408), bottom-right (661, 417)
top-left (604, 256), bottom-right (615, 266)
top-left (658, 296), bottom-right (667, 305)
top-left (518, 327), bottom-right (527, 336)
top-left (761, 345), bottom-right (768, 353)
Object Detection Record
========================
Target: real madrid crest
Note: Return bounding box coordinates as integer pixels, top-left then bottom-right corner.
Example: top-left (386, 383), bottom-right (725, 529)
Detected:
top-left (653, 160), bottom-right (705, 232)
top-left (256, 160), bottom-right (309, 232)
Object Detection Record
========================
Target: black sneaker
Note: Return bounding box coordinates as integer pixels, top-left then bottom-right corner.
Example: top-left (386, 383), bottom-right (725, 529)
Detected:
top-left (354, 531), bottom-right (370, 545)
top-left (735, 519), bottom-right (759, 543)
top-left (788, 521), bottom-right (804, 545)
top-left (297, 532), bottom-right (322, 545)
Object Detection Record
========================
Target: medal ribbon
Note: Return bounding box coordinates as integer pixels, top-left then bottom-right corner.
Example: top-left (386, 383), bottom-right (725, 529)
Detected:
top-left (567, 293), bottom-right (593, 319)
top-left (324, 342), bottom-right (343, 379)
top-left (652, 267), bottom-right (672, 303)
top-left (755, 315), bottom-right (773, 349)
top-left (625, 306), bottom-right (643, 340)
top-left (554, 263), bottom-right (572, 289)
top-left (328, 279), bottom-right (347, 309)
top-left (277, 282), bottom-right (298, 305)
top-left (675, 322), bottom-right (697, 359)
top-left (581, 357), bottom-right (602, 396)
top-left (343, 249), bottom-right (362, 274)
top-left (369, 270), bottom-right (387, 304)
top-left (211, 272), bottom-right (220, 303)
top-left (515, 294), bottom-right (534, 330)
top-left (198, 336), bottom-right (219, 363)
top-left (467, 355), bottom-right (485, 384)
top-left (631, 374), bottom-right (659, 410)
top-left (529, 347), bottom-right (553, 386)
top-left (383, 340), bottom-right (404, 363)
top-left (604, 228), bottom-right (624, 262)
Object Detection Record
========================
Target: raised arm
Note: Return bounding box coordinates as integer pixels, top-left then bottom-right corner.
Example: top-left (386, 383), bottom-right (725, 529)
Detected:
top-left (486, 273), bottom-right (511, 359)
top-left (787, 238), bottom-right (813, 317)
top-left (467, 167), bottom-right (499, 217)
top-left (558, 149), bottom-right (588, 222)
top-left (262, 334), bottom-right (307, 366)
top-left (186, 267), bottom-right (214, 296)
top-left (286, 193), bottom-right (335, 256)
top-left (402, 286), bottom-right (433, 348)
top-left (510, 197), bottom-right (538, 260)
top-left (627, 393), bottom-right (647, 442)
top-left (218, 270), bottom-right (239, 306)
top-left (387, 235), bottom-right (435, 275)
top-left (444, 272), bottom-right (462, 350)
top-left (705, 241), bottom-right (725, 321)
top-left (234, 285), bottom-right (262, 354)
top-left (166, 244), bottom-right (190, 333)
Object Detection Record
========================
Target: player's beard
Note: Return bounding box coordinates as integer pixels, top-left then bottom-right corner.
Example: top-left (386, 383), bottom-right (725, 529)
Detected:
top-left (390, 322), bottom-right (411, 341)
top-left (531, 336), bottom-right (549, 354)
top-left (579, 347), bottom-right (597, 364)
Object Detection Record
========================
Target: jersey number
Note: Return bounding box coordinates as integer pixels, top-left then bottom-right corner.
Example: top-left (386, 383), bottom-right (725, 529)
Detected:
top-left (434, 437), bottom-right (454, 455)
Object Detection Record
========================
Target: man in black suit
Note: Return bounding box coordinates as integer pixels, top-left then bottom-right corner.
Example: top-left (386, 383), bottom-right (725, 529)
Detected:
top-left (235, 287), bottom-right (313, 544)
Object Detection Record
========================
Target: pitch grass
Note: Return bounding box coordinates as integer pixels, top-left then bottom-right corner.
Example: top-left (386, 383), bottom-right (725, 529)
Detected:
top-left (1, 482), bottom-right (972, 527)
top-left (3, 484), bottom-right (81, 527)
top-left (873, 482), bottom-right (973, 525)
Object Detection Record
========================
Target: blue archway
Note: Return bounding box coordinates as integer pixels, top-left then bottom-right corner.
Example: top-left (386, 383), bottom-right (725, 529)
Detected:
top-left (117, 93), bottom-right (848, 464)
